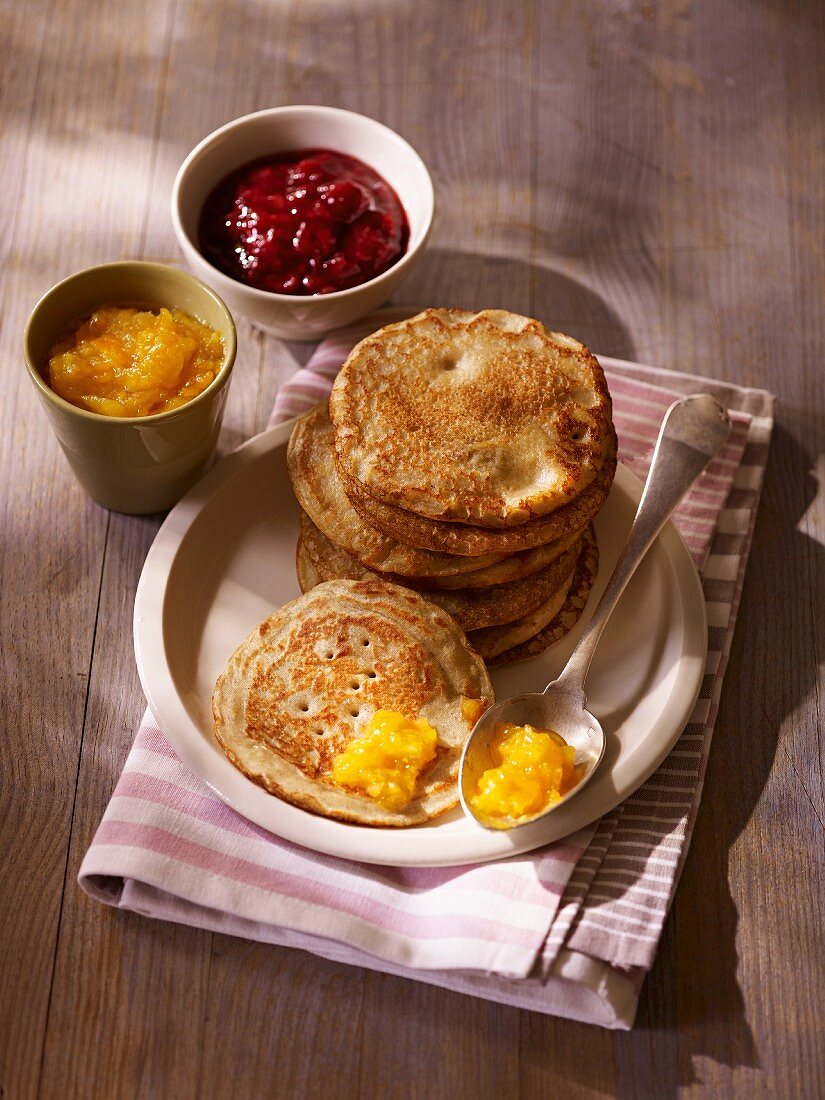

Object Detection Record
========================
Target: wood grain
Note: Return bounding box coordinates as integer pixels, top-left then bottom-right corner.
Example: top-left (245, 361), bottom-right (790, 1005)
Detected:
top-left (0, 0), bottom-right (823, 1097)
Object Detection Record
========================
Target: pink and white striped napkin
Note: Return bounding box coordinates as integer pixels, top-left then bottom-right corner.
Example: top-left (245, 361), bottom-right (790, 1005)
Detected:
top-left (80, 310), bottom-right (774, 1029)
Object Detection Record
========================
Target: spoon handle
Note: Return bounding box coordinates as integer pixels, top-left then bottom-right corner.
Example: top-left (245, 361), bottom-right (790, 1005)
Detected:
top-left (549, 393), bottom-right (731, 699)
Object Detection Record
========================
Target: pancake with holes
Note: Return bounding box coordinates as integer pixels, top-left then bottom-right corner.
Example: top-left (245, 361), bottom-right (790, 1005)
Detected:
top-left (330, 308), bottom-right (614, 527)
top-left (296, 511), bottom-right (583, 632)
top-left (212, 579), bottom-right (493, 826)
top-left (287, 403), bottom-right (508, 576)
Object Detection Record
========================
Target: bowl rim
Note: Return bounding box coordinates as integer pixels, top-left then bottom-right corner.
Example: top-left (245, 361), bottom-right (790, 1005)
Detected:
top-left (23, 260), bottom-right (238, 426)
top-left (170, 104), bottom-right (435, 305)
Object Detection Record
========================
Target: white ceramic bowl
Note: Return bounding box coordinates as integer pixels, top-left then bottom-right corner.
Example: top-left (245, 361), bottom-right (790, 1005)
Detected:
top-left (171, 105), bottom-right (434, 341)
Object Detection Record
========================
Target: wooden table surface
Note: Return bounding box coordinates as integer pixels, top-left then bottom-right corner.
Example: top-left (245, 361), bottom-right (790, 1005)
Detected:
top-left (2, 1), bottom-right (823, 1096)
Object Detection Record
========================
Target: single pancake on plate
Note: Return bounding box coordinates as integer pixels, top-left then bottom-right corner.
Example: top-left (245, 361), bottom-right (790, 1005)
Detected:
top-left (329, 308), bottom-right (614, 527)
top-left (212, 579), bottom-right (493, 827)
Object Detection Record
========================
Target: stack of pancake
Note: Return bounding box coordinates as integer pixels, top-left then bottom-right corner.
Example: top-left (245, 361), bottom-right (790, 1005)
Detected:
top-left (287, 308), bottom-right (616, 666)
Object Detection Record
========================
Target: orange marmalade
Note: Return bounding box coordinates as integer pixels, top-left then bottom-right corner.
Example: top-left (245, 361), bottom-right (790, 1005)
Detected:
top-left (47, 306), bottom-right (224, 417)
top-left (460, 697), bottom-right (486, 727)
top-left (331, 710), bottom-right (438, 811)
top-left (470, 723), bottom-right (583, 827)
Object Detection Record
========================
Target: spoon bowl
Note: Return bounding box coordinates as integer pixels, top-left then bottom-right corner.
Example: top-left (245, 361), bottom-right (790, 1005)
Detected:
top-left (459, 393), bottom-right (731, 831)
top-left (458, 689), bottom-right (606, 830)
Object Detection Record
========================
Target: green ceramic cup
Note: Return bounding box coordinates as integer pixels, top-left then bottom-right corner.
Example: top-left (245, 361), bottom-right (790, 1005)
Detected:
top-left (24, 261), bottom-right (237, 514)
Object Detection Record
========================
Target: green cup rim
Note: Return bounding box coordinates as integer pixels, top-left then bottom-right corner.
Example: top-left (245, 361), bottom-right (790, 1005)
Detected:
top-left (23, 260), bottom-right (238, 425)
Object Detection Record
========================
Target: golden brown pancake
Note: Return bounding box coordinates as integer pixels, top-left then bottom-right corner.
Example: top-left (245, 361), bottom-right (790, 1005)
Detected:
top-left (297, 511), bottom-right (583, 632)
top-left (420, 528), bottom-right (583, 590)
top-left (287, 403), bottom-right (507, 575)
top-left (486, 526), bottom-right (599, 666)
top-left (212, 579), bottom-right (493, 827)
top-left (330, 308), bottom-right (613, 526)
top-left (342, 436), bottom-right (616, 555)
top-left (467, 571), bottom-right (575, 660)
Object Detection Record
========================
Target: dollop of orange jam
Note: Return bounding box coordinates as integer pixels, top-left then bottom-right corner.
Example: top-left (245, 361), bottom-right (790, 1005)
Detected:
top-left (470, 723), bottom-right (583, 827)
top-left (461, 697), bottom-right (486, 727)
top-left (331, 709), bottom-right (438, 811)
top-left (47, 306), bottom-right (224, 417)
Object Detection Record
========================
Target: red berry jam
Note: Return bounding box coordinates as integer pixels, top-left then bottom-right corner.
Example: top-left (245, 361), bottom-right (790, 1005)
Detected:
top-left (197, 149), bottom-right (410, 296)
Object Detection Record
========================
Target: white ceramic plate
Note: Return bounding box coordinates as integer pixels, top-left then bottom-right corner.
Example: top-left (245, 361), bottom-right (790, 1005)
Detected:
top-left (134, 421), bottom-right (707, 867)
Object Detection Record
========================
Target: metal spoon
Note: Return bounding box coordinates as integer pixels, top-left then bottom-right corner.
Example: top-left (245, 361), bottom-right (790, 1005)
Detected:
top-left (459, 393), bottom-right (731, 830)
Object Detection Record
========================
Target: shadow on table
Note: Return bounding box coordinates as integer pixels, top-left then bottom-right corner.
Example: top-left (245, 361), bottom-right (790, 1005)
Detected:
top-left (397, 247), bottom-right (637, 361)
top-left (227, 244), bottom-right (636, 451)
top-left (255, 245), bottom-right (638, 380)
top-left (620, 423), bottom-right (823, 1088)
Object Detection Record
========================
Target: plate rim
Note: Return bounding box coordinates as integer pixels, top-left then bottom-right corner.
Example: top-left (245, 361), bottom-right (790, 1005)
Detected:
top-left (134, 423), bottom-right (708, 867)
